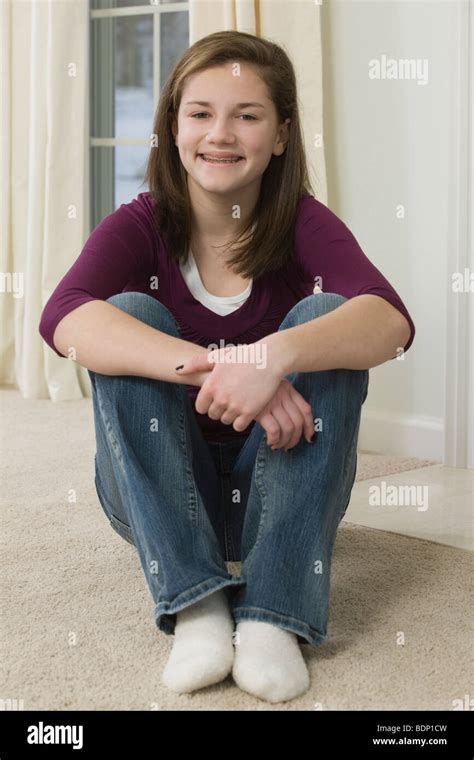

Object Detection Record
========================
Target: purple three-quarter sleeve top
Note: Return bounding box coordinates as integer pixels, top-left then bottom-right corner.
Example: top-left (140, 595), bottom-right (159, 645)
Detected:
top-left (39, 192), bottom-right (415, 443)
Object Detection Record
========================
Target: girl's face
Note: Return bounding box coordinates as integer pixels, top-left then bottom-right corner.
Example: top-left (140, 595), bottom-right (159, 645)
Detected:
top-left (170, 63), bottom-right (290, 197)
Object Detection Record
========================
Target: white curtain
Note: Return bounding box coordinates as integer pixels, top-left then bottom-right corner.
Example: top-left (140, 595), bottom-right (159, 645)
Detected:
top-left (0, 0), bottom-right (325, 401)
top-left (0, 0), bottom-right (90, 401)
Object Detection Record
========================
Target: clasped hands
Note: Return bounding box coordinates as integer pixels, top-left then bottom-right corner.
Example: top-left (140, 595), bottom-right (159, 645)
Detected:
top-left (175, 343), bottom-right (314, 451)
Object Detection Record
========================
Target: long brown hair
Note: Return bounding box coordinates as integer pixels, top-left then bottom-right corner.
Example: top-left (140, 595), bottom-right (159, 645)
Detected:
top-left (143, 30), bottom-right (316, 280)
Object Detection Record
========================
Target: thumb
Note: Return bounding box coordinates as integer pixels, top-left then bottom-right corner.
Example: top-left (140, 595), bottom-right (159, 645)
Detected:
top-left (175, 354), bottom-right (213, 375)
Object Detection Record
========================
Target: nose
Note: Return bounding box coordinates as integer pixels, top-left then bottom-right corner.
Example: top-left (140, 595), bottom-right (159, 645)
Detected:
top-left (205, 117), bottom-right (237, 144)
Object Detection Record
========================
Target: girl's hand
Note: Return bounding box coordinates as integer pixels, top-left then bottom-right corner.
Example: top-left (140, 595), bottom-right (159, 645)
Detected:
top-left (255, 378), bottom-right (314, 450)
top-left (175, 344), bottom-right (286, 433)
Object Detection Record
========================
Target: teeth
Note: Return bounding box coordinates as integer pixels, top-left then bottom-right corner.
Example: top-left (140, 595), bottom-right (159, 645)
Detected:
top-left (201, 155), bottom-right (241, 163)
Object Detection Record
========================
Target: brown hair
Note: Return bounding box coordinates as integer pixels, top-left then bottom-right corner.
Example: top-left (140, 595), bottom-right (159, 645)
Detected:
top-left (143, 30), bottom-right (316, 280)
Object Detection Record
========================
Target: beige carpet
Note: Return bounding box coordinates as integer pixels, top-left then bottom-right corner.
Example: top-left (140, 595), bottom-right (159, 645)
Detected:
top-left (1, 387), bottom-right (470, 710)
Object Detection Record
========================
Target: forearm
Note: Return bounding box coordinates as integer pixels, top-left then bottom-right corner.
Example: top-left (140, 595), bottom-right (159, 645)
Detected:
top-left (52, 300), bottom-right (210, 386)
top-left (260, 295), bottom-right (412, 374)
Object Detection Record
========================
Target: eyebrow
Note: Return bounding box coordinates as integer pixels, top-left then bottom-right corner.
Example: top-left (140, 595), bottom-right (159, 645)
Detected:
top-left (184, 101), bottom-right (265, 109)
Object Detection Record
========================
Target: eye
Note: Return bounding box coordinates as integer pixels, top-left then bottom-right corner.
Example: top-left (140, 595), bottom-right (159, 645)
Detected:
top-left (190, 112), bottom-right (257, 121)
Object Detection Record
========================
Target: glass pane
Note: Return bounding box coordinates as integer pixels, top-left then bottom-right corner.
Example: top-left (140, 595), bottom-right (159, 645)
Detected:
top-left (91, 13), bottom-right (188, 139)
top-left (116, 16), bottom-right (154, 139)
top-left (115, 145), bottom-right (150, 208)
top-left (91, 15), bottom-right (154, 139)
top-left (160, 11), bottom-right (189, 91)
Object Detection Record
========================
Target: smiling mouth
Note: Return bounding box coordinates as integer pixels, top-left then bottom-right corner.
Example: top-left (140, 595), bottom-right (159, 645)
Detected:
top-left (198, 154), bottom-right (245, 165)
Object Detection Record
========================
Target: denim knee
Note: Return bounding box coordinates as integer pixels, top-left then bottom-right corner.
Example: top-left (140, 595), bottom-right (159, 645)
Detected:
top-left (105, 292), bottom-right (180, 337)
top-left (279, 292), bottom-right (348, 330)
top-left (278, 292), bottom-right (369, 401)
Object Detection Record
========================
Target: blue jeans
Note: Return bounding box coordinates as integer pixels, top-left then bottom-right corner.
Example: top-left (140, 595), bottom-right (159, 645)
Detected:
top-left (89, 291), bottom-right (369, 648)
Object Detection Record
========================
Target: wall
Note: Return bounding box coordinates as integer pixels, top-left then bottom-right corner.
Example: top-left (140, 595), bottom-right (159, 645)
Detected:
top-left (321, 0), bottom-right (461, 460)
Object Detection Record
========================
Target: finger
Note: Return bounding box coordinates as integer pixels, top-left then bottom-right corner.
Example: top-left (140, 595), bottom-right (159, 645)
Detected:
top-left (279, 394), bottom-right (307, 449)
top-left (194, 382), bottom-right (217, 415)
top-left (232, 412), bottom-right (254, 433)
top-left (207, 400), bottom-right (228, 421)
top-left (220, 414), bottom-right (236, 425)
top-left (288, 386), bottom-right (315, 442)
top-left (265, 403), bottom-right (294, 450)
top-left (220, 406), bottom-right (239, 425)
top-left (256, 411), bottom-right (281, 447)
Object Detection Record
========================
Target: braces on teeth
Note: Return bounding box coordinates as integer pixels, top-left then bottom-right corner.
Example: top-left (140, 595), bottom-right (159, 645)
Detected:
top-left (201, 155), bottom-right (242, 163)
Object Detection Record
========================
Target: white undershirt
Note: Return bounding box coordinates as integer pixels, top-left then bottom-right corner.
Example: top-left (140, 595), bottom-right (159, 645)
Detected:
top-left (179, 249), bottom-right (253, 316)
top-left (179, 240), bottom-right (324, 316)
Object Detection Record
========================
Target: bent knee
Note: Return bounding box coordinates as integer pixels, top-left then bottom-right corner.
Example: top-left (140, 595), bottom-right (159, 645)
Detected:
top-left (105, 292), bottom-right (180, 335)
top-left (280, 291), bottom-right (348, 328)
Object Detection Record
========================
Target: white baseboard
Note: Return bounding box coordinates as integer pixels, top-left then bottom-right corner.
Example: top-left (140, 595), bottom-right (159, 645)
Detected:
top-left (359, 409), bottom-right (444, 462)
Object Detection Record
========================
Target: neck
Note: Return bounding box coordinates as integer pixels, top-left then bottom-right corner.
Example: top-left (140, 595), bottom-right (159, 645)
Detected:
top-left (187, 173), bottom-right (260, 242)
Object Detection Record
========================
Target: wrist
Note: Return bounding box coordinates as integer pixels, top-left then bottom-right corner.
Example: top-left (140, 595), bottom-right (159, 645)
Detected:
top-left (256, 331), bottom-right (295, 378)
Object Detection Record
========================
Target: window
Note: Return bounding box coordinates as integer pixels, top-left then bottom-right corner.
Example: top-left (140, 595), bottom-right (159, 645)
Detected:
top-left (90, 0), bottom-right (189, 229)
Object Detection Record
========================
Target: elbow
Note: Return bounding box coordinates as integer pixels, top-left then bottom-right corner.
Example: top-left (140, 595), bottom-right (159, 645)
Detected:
top-left (398, 315), bottom-right (412, 350)
top-left (390, 314), bottom-right (413, 359)
top-left (38, 314), bottom-right (66, 358)
top-left (38, 314), bottom-right (49, 348)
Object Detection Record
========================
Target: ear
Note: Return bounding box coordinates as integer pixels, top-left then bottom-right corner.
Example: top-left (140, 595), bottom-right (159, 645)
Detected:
top-left (274, 118), bottom-right (291, 156)
top-left (169, 113), bottom-right (178, 142)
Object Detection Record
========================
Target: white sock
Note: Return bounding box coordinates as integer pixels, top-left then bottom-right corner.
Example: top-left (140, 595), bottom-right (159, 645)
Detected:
top-left (232, 620), bottom-right (310, 703)
top-left (161, 588), bottom-right (234, 693)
